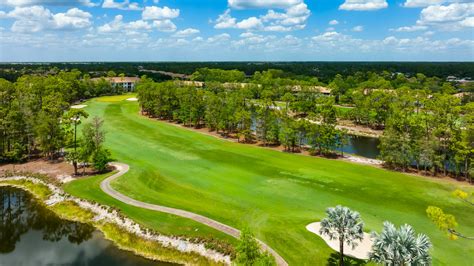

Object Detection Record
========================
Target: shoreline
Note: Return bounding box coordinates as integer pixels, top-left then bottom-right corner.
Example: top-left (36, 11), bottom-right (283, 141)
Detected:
top-left (0, 176), bottom-right (232, 266)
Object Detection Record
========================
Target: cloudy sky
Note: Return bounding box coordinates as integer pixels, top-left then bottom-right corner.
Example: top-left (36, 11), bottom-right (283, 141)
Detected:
top-left (0, 0), bottom-right (473, 61)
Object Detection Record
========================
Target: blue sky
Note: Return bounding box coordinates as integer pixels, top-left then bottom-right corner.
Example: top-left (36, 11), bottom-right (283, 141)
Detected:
top-left (0, 0), bottom-right (473, 61)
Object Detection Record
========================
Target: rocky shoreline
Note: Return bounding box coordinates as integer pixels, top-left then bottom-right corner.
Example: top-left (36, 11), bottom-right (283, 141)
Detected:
top-left (0, 176), bottom-right (232, 265)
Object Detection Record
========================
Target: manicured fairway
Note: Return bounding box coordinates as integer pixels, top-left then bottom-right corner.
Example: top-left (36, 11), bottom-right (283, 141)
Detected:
top-left (69, 95), bottom-right (474, 265)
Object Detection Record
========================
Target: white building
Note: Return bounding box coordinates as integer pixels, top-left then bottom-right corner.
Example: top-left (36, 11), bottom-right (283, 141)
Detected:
top-left (93, 77), bottom-right (140, 91)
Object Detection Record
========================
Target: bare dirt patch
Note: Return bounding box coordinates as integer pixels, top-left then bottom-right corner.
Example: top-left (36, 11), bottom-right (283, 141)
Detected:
top-left (0, 159), bottom-right (97, 183)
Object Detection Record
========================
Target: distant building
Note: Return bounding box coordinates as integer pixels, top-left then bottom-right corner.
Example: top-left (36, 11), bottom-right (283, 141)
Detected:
top-left (447, 76), bottom-right (472, 84)
top-left (92, 77), bottom-right (140, 91)
top-left (291, 85), bottom-right (332, 95)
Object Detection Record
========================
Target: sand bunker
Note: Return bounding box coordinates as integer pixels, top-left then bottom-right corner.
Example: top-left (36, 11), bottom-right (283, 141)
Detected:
top-left (126, 97), bottom-right (138, 101)
top-left (306, 222), bottom-right (373, 260)
top-left (71, 104), bottom-right (87, 109)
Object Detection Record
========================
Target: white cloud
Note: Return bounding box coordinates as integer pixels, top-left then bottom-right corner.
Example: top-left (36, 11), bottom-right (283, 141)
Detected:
top-left (393, 3), bottom-right (474, 32)
top-left (127, 19), bottom-right (152, 30)
top-left (98, 15), bottom-right (155, 34)
top-left (352, 25), bottom-right (364, 31)
top-left (339, 0), bottom-right (388, 11)
top-left (152, 19), bottom-right (176, 32)
top-left (142, 6), bottom-right (180, 20)
top-left (459, 17), bottom-right (474, 27)
top-left (309, 31), bottom-right (474, 57)
top-left (391, 25), bottom-right (428, 32)
top-left (228, 0), bottom-right (302, 9)
top-left (102, 0), bottom-right (141, 10)
top-left (172, 28), bottom-right (200, 37)
top-left (7, 5), bottom-right (92, 33)
top-left (215, 0), bottom-right (310, 31)
top-left (403, 0), bottom-right (465, 8)
top-left (97, 15), bottom-right (123, 33)
top-left (236, 17), bottom-right (263, 30)
top-left (312, 31), bottom-right (345, 42)
top-left (329, 19), bottom-right (339, 25)
top-left (214, 9), bottom-right (237, 29)
top-left (52, 8), bottom-right (92, 29)
top-left (418, 3), bottom-right (473, 24)
top-left (414, 3), bottom-right (474, 30)
top-left (207, 33), bottom-right (231, 44)
top-left (2, 0), bottom-right (96, 7)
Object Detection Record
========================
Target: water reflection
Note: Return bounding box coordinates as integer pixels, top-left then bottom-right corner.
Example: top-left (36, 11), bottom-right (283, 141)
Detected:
top-left (337, 135), bottom-right (381, 159)
top-left (0, 187), bottom-right (172, 266)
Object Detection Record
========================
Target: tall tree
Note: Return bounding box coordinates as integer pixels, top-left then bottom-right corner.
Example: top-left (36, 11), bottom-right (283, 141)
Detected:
top-left (319, 206), bottom-right (364, 266)
top-left (64, 109), bottom-right (89, 175)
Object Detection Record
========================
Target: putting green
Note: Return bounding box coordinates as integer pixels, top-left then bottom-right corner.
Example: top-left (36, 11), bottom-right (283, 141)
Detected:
top-left (67, 95), bottom-right (474, 265)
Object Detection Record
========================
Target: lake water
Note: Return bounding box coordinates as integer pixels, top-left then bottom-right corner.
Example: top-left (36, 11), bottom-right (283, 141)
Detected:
top-left (250, 116), bottom-right (381, 159)
top-left (0, 186), bottom-right (172, 266)
top-left (336, 135), bottom-right (380, 159)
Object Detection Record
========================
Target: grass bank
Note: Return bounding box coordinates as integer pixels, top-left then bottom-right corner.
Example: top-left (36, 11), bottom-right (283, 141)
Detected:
top-left (69, 95), bottom-right (473, 265)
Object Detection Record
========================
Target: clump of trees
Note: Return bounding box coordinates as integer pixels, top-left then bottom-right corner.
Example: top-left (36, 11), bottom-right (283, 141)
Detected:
top-left (137, 80), bottom-right (347, 157)
top-left (318, 205), bottom-right (432, 266)
top-left (191, 68), bottom-right (246, 83)
top-left (378, 91), bottom-right (472, 180)
top-left (0, 71), bottom-right (116, 165)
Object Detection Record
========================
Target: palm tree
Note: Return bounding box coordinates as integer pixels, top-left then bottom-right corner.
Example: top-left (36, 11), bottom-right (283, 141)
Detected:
top-left (369, 221), bottom-right (432, 265)
top-left (319, 205), bottom-right (364, 266)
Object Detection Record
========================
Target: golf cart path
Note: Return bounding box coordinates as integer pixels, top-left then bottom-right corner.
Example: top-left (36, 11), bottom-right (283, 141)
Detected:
top-left (102, 163), bottom-right (288, 266)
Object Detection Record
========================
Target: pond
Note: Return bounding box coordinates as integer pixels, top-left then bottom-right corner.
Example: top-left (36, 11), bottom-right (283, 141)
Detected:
top-left (336, 135), bottom-right (381, 159)
top-left (0, 186), bottom-right (173, 266)
top-left (250, 116), bottom-right (381, 159)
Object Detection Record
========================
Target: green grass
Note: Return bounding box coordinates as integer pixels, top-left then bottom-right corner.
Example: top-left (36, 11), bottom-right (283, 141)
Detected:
top-left (63, 172), bottom-right (239, 246)
top-left (67, 95), bottom-right (474, 265)
top-left (50, 200), bottom-right (96, 223)
top-left (96, 93), bottom-right (137, 102)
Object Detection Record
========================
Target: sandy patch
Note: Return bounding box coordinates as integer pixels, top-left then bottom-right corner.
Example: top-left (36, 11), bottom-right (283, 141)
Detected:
top-left (306, 222), bottom-right (372, 260)
top-left (126, 97), bottom-right (138, 101)
top-left (344, 155), bottom-right (382, 166)
top-left (71, 104), bottom-right (87, 109)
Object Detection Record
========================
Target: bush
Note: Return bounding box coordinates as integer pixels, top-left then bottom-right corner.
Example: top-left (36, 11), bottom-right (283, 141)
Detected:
top-left (236, 228), bottom-right (276, 266)
top-left (92, 148), bottom-right (111, 172)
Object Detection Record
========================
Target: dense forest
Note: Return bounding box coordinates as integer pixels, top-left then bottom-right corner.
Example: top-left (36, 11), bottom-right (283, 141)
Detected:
top-left (0, 65), bottom-right (472, 181)
top-left (1, 62), bottom-right (473, 83)
top-left (0, 70), bottom-right (114, 172)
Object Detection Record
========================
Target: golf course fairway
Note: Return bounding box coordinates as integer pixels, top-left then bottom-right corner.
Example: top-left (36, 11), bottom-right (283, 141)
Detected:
top-left (65, 95), bottom-right (474, 265)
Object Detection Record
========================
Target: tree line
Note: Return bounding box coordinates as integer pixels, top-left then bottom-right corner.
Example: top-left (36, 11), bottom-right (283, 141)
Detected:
top-left (190, 68), bottom-right (473, 180)
top-left (3, 62), bottom-right (472, 83)
top-left (137, 79), bottom-right (348, 156)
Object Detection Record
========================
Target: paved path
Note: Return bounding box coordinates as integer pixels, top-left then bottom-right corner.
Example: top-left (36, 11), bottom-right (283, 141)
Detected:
top-left (101, 163), bottom-right (288, 266)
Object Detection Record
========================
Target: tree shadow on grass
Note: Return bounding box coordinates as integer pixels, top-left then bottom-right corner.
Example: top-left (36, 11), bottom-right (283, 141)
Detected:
top-left (326, 252), bottom-right (368, 266)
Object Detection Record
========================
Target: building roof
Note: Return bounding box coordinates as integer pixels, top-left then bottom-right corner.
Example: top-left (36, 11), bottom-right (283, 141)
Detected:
top-left (291, 85), bottom-right (332, 94)
top-left (92, 77), bottom-right (140, 83)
